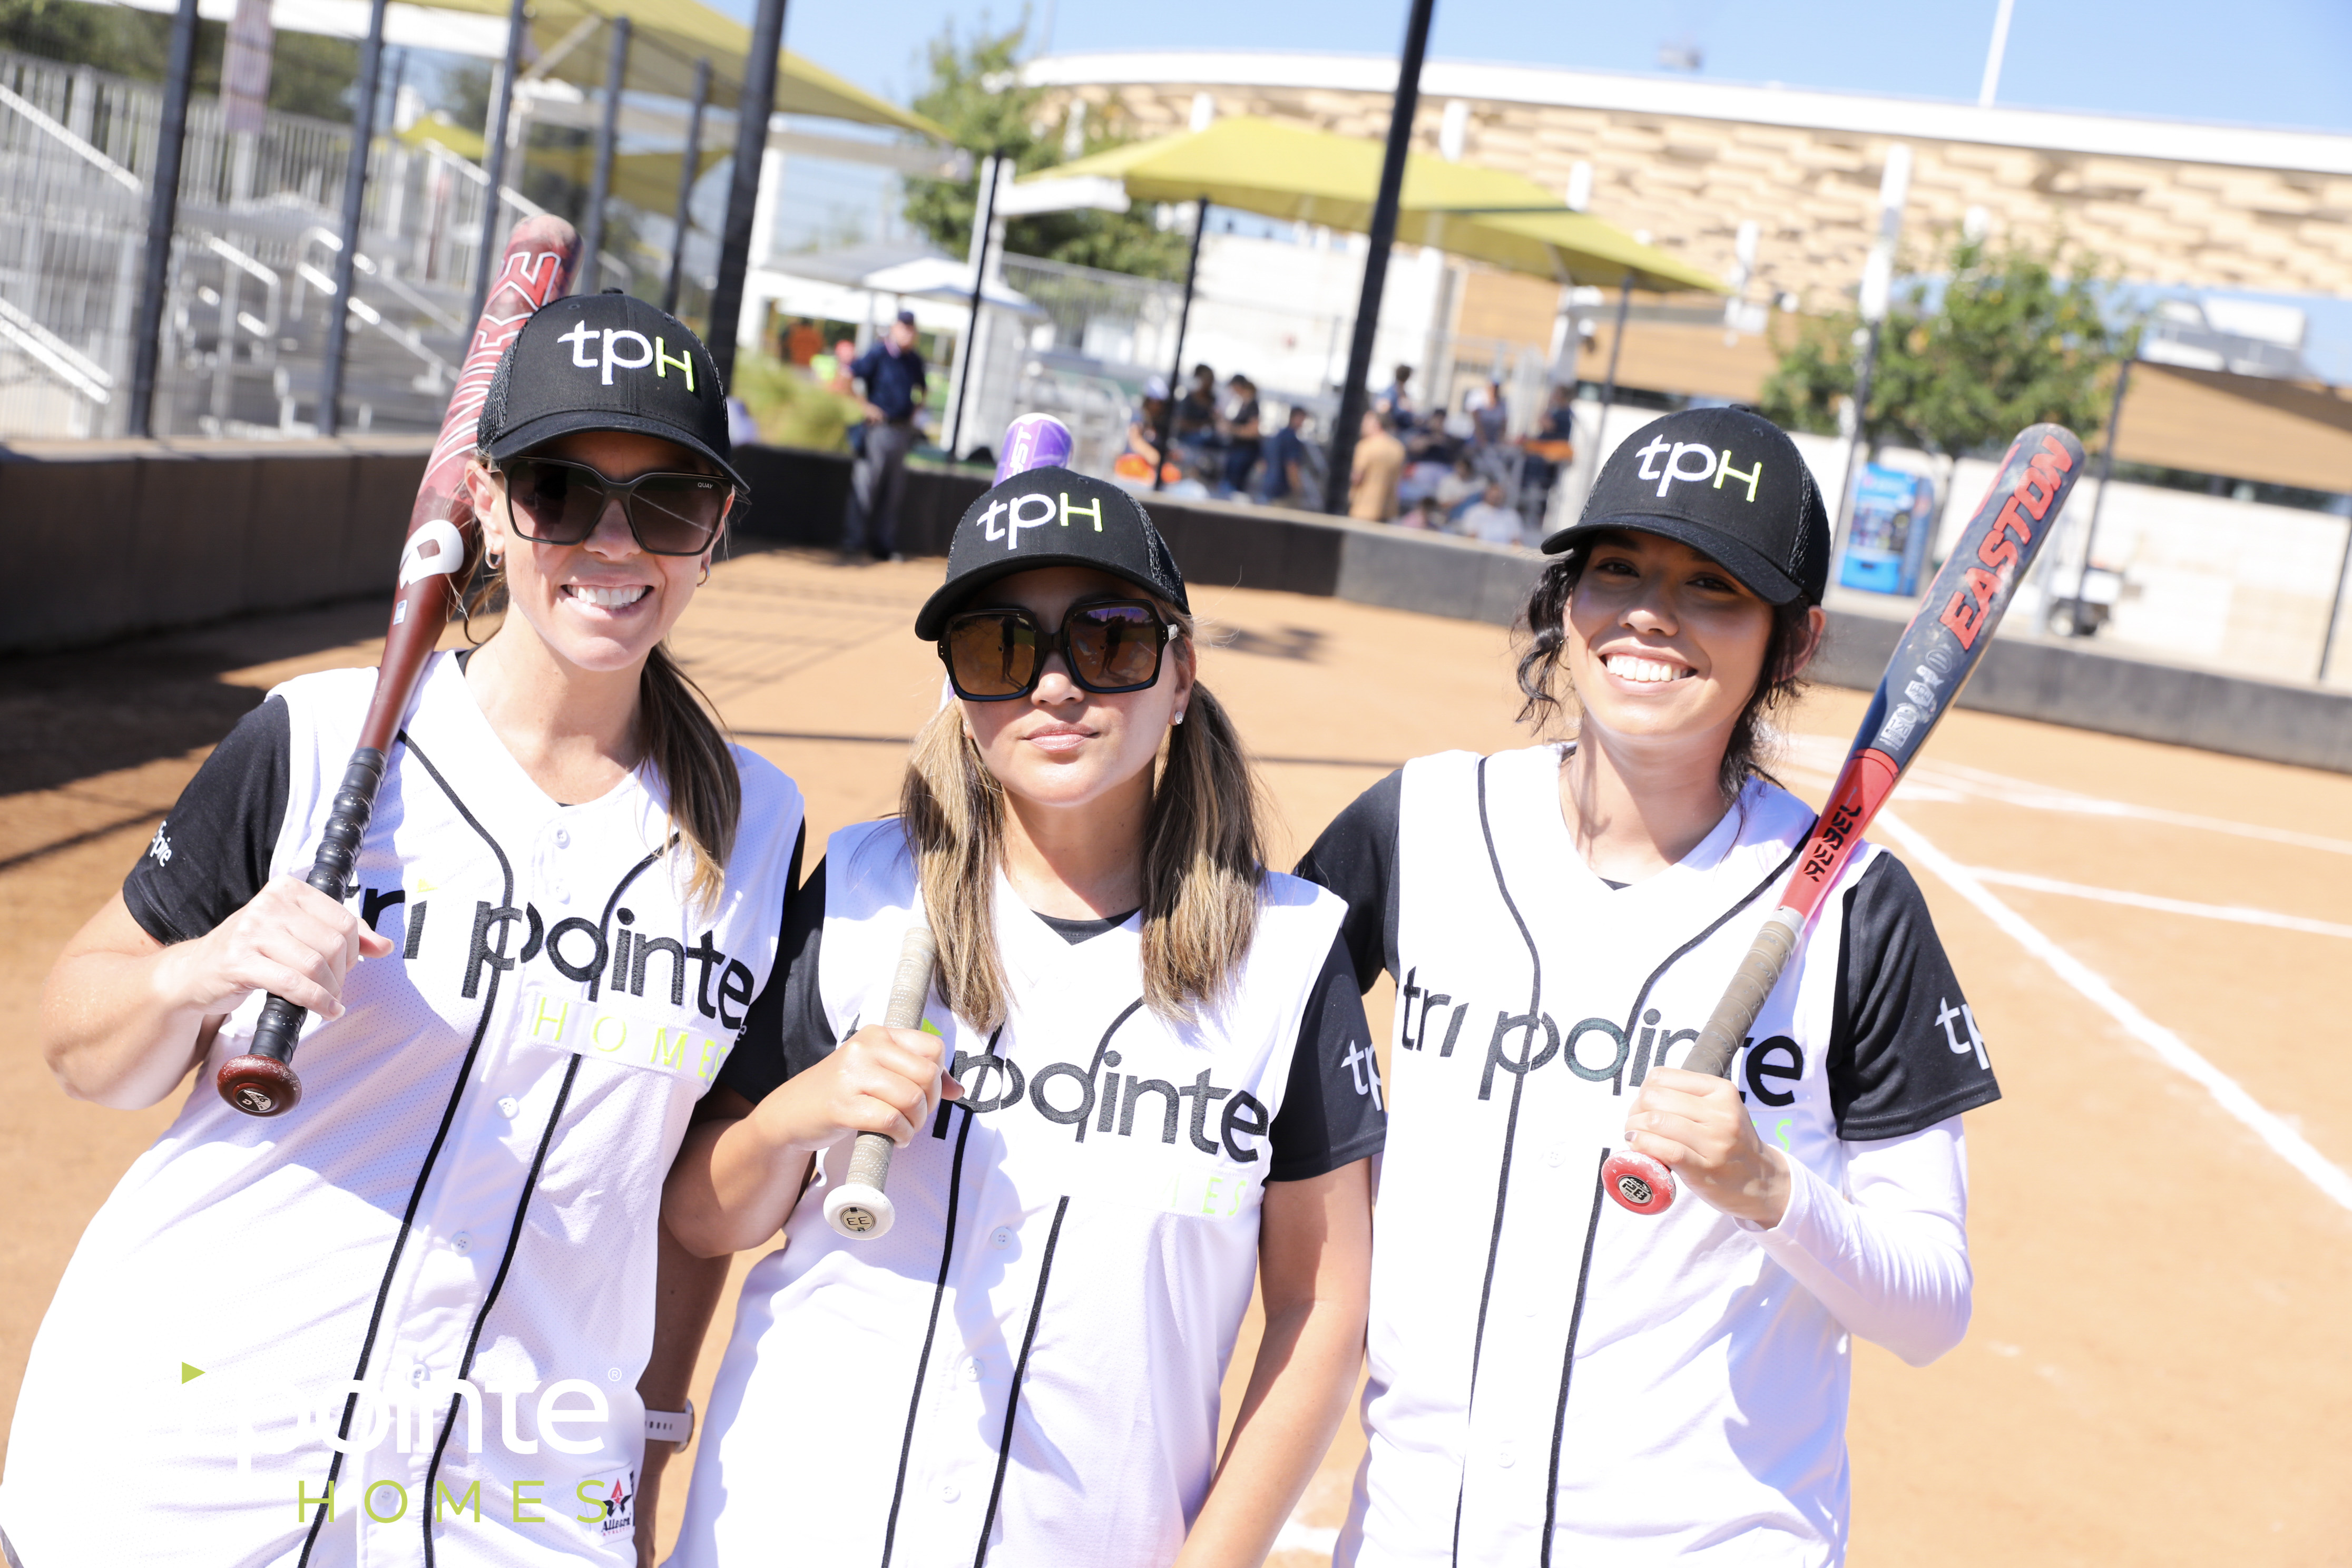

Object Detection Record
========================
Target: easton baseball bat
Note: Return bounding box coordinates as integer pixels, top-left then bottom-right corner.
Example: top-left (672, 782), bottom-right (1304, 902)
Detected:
top-left (1603, 423), bottom-right (2089, 1216)
top-left (822, 926), bottom-right (940, 1240)
top-left (215, 217), bottom-right (582, 1118)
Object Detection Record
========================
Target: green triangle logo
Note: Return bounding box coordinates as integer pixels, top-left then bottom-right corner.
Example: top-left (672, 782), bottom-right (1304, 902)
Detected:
top-left (180, 1363), bottom-right (205, 1384)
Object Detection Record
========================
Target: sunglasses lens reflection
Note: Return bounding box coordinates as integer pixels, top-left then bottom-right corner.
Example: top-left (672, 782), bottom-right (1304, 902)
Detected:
top-left (1067, 605), bottom-right (1162, 689)
top-left (946, 614), bottom-right (1040, 697)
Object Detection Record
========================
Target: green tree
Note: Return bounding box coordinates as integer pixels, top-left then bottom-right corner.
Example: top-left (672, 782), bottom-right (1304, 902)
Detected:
top-left (1760, 231), bottom-right (2134, 467)
top-left (0, 0), bottom-right (354, 117)
top-left (900, 18), bottom-right (1186, 280)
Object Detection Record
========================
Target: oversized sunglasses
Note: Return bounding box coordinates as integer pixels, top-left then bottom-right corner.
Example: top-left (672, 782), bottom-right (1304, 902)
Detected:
top-left (938, 599), bottom-right (1179, 700)
top-left (498, 455), bottom-right (736, 556)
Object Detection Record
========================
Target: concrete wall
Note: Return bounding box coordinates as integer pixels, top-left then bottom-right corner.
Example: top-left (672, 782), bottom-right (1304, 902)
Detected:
top-left (7, 437), bottom-right (2347, 773)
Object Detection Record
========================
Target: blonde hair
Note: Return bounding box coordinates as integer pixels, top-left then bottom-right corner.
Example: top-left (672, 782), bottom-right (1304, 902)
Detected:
top-left (463, 471), bottom-right (739, 912)
top-left (898, 607), bottom-right (1266, 1032)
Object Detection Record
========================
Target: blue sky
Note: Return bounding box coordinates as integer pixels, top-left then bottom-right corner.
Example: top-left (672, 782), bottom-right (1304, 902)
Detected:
top-left (747, 0), bottom-right (2352, 135)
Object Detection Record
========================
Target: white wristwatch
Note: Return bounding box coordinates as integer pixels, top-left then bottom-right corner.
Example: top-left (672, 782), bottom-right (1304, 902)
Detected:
top-left (644, 1399), bottom-right (695, 1452)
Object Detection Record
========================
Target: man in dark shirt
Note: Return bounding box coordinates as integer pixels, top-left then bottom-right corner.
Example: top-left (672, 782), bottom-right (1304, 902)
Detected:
top-left (1259, 404), bottom-right (1312, 506)
top-left (841, 310), bottom-right (927, 561)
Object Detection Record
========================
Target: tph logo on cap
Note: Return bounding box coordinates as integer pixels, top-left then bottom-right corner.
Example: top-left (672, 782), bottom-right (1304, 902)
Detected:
top-left (553, 317), bottom-right (702, 389)
top-left (975, 484), bottom-right (1107, 553)
top-left (1627, 432), bottom-right (1766, 503)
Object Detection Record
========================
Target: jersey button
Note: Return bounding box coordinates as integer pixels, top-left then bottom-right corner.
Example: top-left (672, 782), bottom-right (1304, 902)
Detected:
top-left (497, 1096), bottom-right (520, 1119)
top-left (1547, 1143), bottom-right (1566, 1167)
top-left (990, 1227), bottom-right (1013, 1248)
top-left (939, 1481), bottom-right (960, 1503)
top-left (553, 827), bottom-right (571, 848)
top-left (449, 1231), bottom-right (472, 1255)
top-left (1495, 1443), bottom-right (1516, 1469)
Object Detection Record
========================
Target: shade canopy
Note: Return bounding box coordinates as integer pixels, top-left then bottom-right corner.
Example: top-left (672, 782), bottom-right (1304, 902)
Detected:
top-left (399, 0), bottom-right (944, 134)
top-left (1044, 115), bottom-right (1723, 293)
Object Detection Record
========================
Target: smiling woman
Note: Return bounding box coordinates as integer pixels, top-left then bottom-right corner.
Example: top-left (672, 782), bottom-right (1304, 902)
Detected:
top-left (1295, 406), bottom-right (2000, 1567)
top-left (9, 293), bottom-right (804, 1567)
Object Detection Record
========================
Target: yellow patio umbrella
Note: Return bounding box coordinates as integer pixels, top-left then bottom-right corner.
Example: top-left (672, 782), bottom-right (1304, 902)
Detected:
top-left (1041, 116), bottom-right (1721, 292)
top-left (413, 0), bottom-right (947, 136)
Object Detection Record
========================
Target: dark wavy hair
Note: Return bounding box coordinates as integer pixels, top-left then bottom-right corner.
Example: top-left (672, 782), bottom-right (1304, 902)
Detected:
top-left (1513, 535), bottom-right (1820, 803)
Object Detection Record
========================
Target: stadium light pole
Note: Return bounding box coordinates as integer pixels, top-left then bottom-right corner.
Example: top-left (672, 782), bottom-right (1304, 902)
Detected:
top-left (663, 57), bottom-right (713, 317)
top-left (319, 0), bottom-right (390, 437)
top-left (126, 0), bottom-right (201, 438)
top-left (1322, 0), bottom-right (1436, 515)
top-left (1830, 143), bottom-right (1912, 571)
top-left (469, 0), bottom-right (531, 325)
top-left (578, 15), bottom-right (633, 295)
top-left (708, 0), bottom-right (788, 388)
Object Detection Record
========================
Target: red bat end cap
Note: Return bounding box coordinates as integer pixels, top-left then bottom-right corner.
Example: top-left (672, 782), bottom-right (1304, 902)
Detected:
top-left (217, 1054), bottom-right (302, 1118)
top-left (1602, 1149), bottom-right (1677, 1216)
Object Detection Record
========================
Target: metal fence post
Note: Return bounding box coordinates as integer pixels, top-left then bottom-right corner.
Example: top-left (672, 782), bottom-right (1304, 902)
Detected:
top-left (578, 15), bottom-right (631, 296)
top-left (125, 0), bottom-right (201, 438)
top-left (319, 0), bottom-right (389, 437)
top-left (708, 0), bottom-right (787, 388)
top-left (663, 58), bottom-right (712, 317)
top-left (469, 0), bottom-right (530, 325)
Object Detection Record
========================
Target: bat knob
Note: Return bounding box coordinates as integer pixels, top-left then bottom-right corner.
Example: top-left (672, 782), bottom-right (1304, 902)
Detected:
top-left (218, 1054), bottom-right (302, 1118)
top-left (1602, 1149), bottom-right (1676, 1216)
top-left (824, 1181), bottom-right (895, 1241)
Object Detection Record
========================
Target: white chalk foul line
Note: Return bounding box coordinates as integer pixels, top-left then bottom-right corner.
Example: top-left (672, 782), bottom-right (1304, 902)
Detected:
top-left (1876, 808), bottom-right (2352, 1216)
top-left (1961, 867), bottom-right (2352, 941)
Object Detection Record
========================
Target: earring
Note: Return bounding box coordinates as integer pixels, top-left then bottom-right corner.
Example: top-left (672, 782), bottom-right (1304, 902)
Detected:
top-left (1172, 709), bottom-right (1187, 726)
top-left (697, 559), bottom-right (712, 586)
top-left (484, 550), bottom-right (504, 572)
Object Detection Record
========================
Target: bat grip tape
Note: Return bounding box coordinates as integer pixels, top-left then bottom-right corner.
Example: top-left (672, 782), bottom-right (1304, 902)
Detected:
top-left (1683, 907), bottom-right (1803, 1079)
top-left (842, 928), bottom-right (940, 1203)
top-left (248, 747), bottom-right (387, 1066)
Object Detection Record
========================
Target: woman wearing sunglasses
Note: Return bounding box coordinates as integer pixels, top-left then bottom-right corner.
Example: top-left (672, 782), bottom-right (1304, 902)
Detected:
top-left (8, 295), bottom-right (800, 1567)
top-left (663, 465), bottom-right (1383, 1567)
top-left (1299, 408), bottom-right (1993, 1566)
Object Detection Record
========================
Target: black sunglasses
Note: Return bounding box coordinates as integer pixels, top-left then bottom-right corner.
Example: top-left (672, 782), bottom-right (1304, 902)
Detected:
top-left (498, 455), bottom-right (736, 556)
top-left (938, 598), bottom-right (1179, 701)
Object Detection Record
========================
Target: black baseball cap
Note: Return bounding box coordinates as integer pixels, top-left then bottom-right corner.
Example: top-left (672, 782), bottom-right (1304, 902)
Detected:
top-left (1540, 406), bottom-right (1829, 605)
top-left (914, 466), bottom-right (1189, 639)
top-left (477, 291), bottom-right (744, 492)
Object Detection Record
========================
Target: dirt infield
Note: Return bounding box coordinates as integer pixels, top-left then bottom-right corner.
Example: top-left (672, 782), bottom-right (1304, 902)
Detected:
top-left (3, 546), bottom-right (2347, 1564)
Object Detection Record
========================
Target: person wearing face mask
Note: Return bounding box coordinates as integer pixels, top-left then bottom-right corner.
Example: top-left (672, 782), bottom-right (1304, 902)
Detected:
top-left (663, 464), bottom-right (1384, 1568)
top-left (5, 295), bottom-right (802, 1567)
top-left (1297, 407), bottom-right (1997, 1566)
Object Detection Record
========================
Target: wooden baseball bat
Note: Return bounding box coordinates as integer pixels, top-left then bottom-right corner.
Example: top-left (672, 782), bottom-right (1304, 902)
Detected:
top-left (1604, 423), bottom-right (2089, 1216)
top-left (822, 926), bottom-right (940, 1240)
top-left (215, 216), bottom-right (581, 1117)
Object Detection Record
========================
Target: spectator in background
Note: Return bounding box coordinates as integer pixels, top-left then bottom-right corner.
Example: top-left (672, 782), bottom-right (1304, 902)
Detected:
top-left (1458, 478), bottom-right (1526, 547)
top-left (1173, 364), bottom-right (1219, 474)
top-left (1379, 364), bottom-right (1416, 425)
top-left (1260, 405), bottom-right (1312, 506)
top-left (1473, 378), bottom-right (1511, 448)
top-left (1118, 375), bottom-right (1173, 486)
top-left (1220, 374), bottom-right (1263, 498)
top-left (785, 317), bottom-right (824, 366)
top-left (1432, 456), bottom-right (1481, 526)
top-left (826, 338), bottom-right (858, 399)
top-left (1349, 408), bottom-right (1407, 523)
top-left (841, 310), bottom-right (926, 562)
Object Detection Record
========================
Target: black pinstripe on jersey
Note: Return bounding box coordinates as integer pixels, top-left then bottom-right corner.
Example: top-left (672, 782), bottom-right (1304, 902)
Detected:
top-left (974, 1194), bottom-right (1072, 1567)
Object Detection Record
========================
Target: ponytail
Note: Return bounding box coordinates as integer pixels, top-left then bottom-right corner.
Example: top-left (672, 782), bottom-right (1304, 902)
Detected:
top-left (899, 609), bottom-right (1268, 1033)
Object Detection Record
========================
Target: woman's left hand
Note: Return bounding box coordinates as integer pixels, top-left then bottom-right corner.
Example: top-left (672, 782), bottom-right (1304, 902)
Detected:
top-left (1621, 1067), bottom-right (1791, 1227)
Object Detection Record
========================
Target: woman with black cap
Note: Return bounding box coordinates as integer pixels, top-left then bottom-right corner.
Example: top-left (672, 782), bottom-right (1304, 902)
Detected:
top-left (1297, 407), bottom-right (1997, 1565)
top-left (663, 463), bottom-right (1383, 1566)
top-left (8, 293), bottom-right (798, 1566)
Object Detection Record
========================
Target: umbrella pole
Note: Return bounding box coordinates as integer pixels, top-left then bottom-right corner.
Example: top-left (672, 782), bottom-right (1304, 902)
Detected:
top-left (1154, 198), bottom-right (1208, 493)
top-left (2068, 353), bottom-right (2133, 636)
top-left (318, 0), bottom-right (388, 437)
top-left (1572, 271), bottom-right (1633, 509)
top-left (578, 15), bottom-right (632, 296)
top-left (664, 58), bottom-right (712, 317)
top-left (468, 0), bottom-right (530, 326)
top-left (708, 0), bottom-right (789, 388)
top-left (948, 153), bottom-right (1003, 460)
top-left (1321, 0), bottom-right (1436, 515)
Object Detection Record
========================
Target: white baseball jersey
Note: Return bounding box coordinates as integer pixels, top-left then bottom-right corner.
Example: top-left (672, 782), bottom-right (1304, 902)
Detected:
top-left (0, 652), bottom-right (802, 1568)
top-left (1295, 745), bottom-right (1998, 1566)
top-left (670, 818), bottom-right (1380, 1568)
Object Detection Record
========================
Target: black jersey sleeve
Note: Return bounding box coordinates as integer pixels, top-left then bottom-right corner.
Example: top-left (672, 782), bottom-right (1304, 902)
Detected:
top-left (1291, 768), bottom-right (1404, 993)
top-left (1265, 929), bottom-right (1387, 1182)
top-left (121, 696), bottom-right (291, 946)
top-left (1826, 852), bottom-right (2002, 1141)
top-left (720, 834), bottom-right (828, 1106)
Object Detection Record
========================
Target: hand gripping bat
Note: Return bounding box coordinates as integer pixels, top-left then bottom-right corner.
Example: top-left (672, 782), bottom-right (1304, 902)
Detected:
top-left (822, 927), bottom-right (941, 1240)
top-left (215, 217), bottom-right (582, 1118)
top-left (1603, 423), bottom-right (2089, 1216)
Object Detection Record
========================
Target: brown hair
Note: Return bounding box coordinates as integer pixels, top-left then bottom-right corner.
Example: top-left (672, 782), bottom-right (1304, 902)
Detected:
top-left (897, 606), bottom-right (1267, 1033)
top-left (1513, 540), bottom-right (1817, 803)
top-left (463, 468), bottom-right (739, 912)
